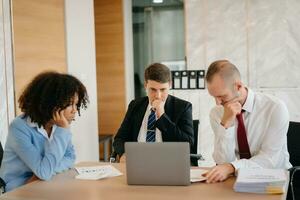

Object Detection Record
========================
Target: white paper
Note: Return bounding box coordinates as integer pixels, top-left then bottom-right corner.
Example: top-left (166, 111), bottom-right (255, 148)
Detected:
top-left (76, 172), bottom-right (110, 180)
top-left (189, 78), bottom-right (196, 88)
top-left (236, 168), bottom-right (287, 183)
top-left (197, 77), bottom-right (205, 88)
top-left (182, 76), bottom-right (188, 89)
top-left (174, 78), bottom-right (180, 89)
top-left (190, 168), bottom-right (208, 182)
top-left (75, 165), bottom-right (123, 180)
top-left (234, 169), bottom-right (288, 194)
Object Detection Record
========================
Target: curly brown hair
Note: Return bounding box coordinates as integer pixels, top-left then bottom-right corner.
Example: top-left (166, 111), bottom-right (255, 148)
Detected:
top-left (18, 71), bottom-right (89, 127)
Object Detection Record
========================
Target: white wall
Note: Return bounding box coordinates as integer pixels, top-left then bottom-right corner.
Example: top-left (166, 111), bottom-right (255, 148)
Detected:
top-left (0, 0), bottom-right (15, 146)
top-left (123, 0), bottom-right (135, 105)
top-left (183, 0), bottom-right (300, 166)
top-left (64, 0), bottom-right (99, 162)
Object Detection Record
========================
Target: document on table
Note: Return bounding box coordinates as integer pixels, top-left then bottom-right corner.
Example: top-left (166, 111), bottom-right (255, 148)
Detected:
top-left (234, 168), bottom-right (288, 194)
top-left (190, 168), bottom-right (208, 182)
top-left (75, 165), bottom-right (123, 180)
top-left (235, 168), bottom-right (287, 183)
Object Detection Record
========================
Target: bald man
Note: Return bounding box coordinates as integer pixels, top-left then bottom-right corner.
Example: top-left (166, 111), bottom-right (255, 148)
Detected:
top-left (204, 60), bottom-right (291, 183)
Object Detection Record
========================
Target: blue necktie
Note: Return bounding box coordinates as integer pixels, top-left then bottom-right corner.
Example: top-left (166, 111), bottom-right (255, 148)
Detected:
top-left (146, 109), bottom-right (156, 142)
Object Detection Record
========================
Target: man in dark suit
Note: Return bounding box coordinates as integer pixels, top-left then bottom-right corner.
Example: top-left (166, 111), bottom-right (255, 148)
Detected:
top-left (113, 63), bottom-right (194, 160)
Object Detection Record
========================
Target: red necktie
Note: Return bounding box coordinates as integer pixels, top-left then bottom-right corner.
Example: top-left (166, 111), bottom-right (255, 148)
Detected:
top-left (236, 111), bottom-right (251, 159)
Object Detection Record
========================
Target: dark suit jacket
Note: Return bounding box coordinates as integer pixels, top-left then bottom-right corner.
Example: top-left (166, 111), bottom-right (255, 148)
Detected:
top-left (113, 95), bottom-right (194, 156)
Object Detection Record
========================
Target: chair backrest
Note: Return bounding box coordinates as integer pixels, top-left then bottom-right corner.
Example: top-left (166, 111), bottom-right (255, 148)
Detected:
top-left (190, 120), bottom-right (199, 166)
top-left (0, 142), bottom-right (3, 167)
top-left (287, 121), bottom-right (300, 167)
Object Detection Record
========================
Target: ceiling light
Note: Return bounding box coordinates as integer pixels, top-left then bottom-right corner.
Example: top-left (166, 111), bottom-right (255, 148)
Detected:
top-left (153, 0), bottom-right (163, 3)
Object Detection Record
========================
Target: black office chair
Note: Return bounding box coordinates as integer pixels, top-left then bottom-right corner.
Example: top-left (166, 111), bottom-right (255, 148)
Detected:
top-left (286, 121), bottom-right (300, 200)
top-left (0, 142), bottom-right (5, 192)
top-left (287, 121), bottom-right (300, 167)
top-left (0, 142), bottom-right (3, 167)
top-left (190, 120), bottom-right (204, 166)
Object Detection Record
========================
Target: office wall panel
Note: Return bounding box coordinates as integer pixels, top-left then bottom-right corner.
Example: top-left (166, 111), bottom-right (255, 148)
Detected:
top-left (185, 0), bottom-right (300, 166)
top-left (248, 0), bottom-right (300, 88)
top-left (12, 0), bottom-right (66, 113)
top-left (65, 0), bottom-right (99, 162)
top-left (0, 0), bottom-right (15, 145)
top-left (94, 0), bottom-right (126, 136)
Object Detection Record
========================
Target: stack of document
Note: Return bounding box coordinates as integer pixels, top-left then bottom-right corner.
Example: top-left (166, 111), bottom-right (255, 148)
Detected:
top-left (234, 168), bottom-right (288, 194)
top-left (75, 165), bottom-right (123, 180)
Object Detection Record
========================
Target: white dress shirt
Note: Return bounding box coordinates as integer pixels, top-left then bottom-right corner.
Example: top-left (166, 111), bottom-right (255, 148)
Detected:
top-left (137, 104), bottom-right (163, 142)
top-left (210, 88), bottom-right (292, 170)
top-left (27, 117), bottom-right (56, 141)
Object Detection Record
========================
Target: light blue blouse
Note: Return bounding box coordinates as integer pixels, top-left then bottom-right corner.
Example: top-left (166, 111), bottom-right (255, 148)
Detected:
top-left (0, 115), bottom-right (75, 192)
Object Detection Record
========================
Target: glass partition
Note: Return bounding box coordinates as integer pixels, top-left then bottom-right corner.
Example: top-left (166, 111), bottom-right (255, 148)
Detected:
top-left (132, 0), bottom-right (185, 98)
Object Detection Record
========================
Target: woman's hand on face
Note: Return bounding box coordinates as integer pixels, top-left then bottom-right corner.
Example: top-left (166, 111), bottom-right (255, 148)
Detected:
top-left (53, 109), bottom-right (70, 128)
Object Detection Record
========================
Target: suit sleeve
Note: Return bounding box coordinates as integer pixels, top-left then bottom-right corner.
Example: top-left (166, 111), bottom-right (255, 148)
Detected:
top-left (156, 102), bottom-right (194, 147)
top-left (113, 100), bottom-right (135, 156)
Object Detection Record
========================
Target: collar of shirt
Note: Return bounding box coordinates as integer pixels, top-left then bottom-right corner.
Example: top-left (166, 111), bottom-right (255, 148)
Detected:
top-left (26, 117), bottom-right (56, 141)
top-left (148, 104), bottom-right (153, 111)
top-left (146, 104), bottom-right (156, 115)
top-left (242, 87), bottom-right (254, 113)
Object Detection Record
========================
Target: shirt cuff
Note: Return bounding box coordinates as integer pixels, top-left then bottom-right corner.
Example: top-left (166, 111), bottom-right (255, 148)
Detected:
top-left (231, 159), bottom-right (243, 171)
top-left (215, 124), bottom-right (235, 139)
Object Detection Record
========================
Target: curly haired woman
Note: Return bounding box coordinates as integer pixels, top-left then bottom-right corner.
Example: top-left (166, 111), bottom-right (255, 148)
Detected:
top-left (0, 71), bottom-right (88, 192)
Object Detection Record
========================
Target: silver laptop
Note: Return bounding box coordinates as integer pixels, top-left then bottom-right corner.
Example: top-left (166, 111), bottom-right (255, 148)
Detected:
top-left (125, 142), bottom-right (190, 186)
